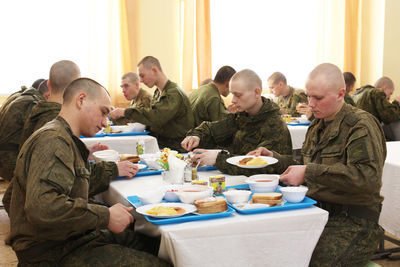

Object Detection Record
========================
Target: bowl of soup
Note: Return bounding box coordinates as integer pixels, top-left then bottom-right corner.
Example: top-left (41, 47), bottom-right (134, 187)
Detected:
top-left (245, 174), bottom-right (279, 193)
top-left (176, 185), bottom-right (214, 204)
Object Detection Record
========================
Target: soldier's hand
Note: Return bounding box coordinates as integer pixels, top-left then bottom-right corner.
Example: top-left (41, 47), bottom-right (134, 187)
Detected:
top-left (247, 147), bottom-right (273, 157)
top-left (87, 142), bottom-right (109, 161)
top-left (181, 136), bottom-right (200, 151)
top-left (110, 108), bottom-right (126, 119)
top-left (117, 161), bottom-right (139, 178)
top-left (227, 104), bottom-right (238, 113)
top-left (108, 203), bottom-right (134, 233)
top-left (280, 165), bottom-right (306, 186)
top-left (192, 148), bottom-right (219, 166)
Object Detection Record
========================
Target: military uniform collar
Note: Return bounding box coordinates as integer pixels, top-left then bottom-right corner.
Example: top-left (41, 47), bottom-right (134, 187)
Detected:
top-left (312, 103), bottom-right (350, 141)
top-left (236, 97), bottom-right (279, 121)
top-left (56, 116), bottom-right (90, 160)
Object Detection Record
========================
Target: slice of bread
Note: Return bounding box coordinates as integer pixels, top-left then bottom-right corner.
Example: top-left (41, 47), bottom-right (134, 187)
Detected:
top-left (119, 154), bottom-right (140, 163)
top-left (251, 192), bottom-right (283, 205)
top-left (194, 196), bottom-right (227, 214)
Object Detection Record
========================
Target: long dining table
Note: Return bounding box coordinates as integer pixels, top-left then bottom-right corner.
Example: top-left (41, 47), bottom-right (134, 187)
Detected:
top-left (101, 169), bottom-right (329, 267)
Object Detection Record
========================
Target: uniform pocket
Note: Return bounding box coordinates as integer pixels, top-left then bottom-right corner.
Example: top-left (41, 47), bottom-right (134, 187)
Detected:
top-left (320, 145), bottom-right (345, 165)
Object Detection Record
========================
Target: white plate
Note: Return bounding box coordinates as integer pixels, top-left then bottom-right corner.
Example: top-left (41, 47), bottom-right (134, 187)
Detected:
top-left (136, 202), bottom-right (197, 218)
top-left (135, 163), bottom-right (147, 170)
top-left (226, 155), bottom-right (278, 169)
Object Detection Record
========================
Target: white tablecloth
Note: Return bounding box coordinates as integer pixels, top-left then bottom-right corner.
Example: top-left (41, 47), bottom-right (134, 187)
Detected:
top-left (287, 125), bottom-right (308, 150)
top-left (81, 135), bottom-right (159, 154)
top-left (379, 141), bottom-right (400, 238)
top-left (102, 170), bottom-right (328, 267)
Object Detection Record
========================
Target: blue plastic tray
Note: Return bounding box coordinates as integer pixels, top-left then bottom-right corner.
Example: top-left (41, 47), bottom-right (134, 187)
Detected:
top-left (226, 184), bottom-right (250, 190)
top-left (197, 165), bottom-right (217, 171)
top-left (80, 133), bottom-right (106, 138)
top-left (114, 169), bottom-right (164, 180)
top-left (286, 122), bottom-right (311, 126)
top-left (106, 131), bottom-right (149, 137)
top-left (126, 196), bottom-right (235, 225)
top-left (229, 196), bottom-right (316, 214)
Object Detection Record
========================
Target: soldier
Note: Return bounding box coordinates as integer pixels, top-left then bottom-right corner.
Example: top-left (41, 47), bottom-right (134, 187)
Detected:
top-left (112, 72), bottom-right (152, 125)
top-left (189, 65), bottom-right (236, 126)
top-left (249, 63), bottom-right (385, 266)
top-left (7, 78), bottom-right (170, 266)
top-left (268, 71), bottom-right (308, 117)
top-left (343, 71), bottom-right (356, 106)
top-left (110, 56), bottom-right (194, 152)
top-left (0, 80), bottom-right (45, 180)
top-left (181, 69), bottom-right (292, 176)
top-left (352, 76), bottom-right (400, 124)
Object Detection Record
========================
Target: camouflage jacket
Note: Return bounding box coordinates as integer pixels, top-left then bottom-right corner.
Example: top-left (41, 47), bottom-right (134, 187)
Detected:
top-left (0, 88), bottom-right (44, 180)
top-left (272, 104), bottom-right (385, 212)
top-left (0, 86), bottom-right (27, 114)
top-left (124, 80), bottom-right (194, 152)
top-left (277, 86), bottom-right (308, 117)
top-left (189, 83), bottom-right (228, 127)
top-left (344, 92), bottom-right (355, 106)
top-left (8, 116), bottom-right (118, 252)
top-left (112, 88), bottom-right (152, 125)
top-left (19, 101), bottom-right (62, 149)
top-left (187, 97), bottom-right (293, 176)
top-left (352, 85), bottom-right (400, 124)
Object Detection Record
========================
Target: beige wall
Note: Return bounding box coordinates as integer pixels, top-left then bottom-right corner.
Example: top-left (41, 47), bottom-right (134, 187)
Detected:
top-left (383, 0), bottom-right (400, 98)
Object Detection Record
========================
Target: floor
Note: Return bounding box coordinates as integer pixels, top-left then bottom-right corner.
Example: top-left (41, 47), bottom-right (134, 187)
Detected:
top-left (1, 179), bottom-right (399, 266)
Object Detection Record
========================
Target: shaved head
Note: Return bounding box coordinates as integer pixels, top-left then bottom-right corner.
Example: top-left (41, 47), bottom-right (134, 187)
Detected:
top-left (374, 76), bottom-right (394, 90)
top-left (137, 56), bottom-right (162, 71)
top-left (306, 63), bottom-right (345, 92)
top-left (49, 60), bottom-right (81, 95)
top-left (63, 77), bottom-right (109, 105)
top-left (231, 69), bottom-right (262, 91)
top-left (268, 72), bottom-right (287, 85)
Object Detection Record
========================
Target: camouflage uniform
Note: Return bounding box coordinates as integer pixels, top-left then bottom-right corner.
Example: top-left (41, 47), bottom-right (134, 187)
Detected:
top-left (0, 86), bottom-right (27, 114)
top-left (276, 86), bottom-right (308, 117)
top-left (124, 80), bottom-right (194, 152)
top-left (112, 88), bottom-right (152, 125)
top-left (187, 97), bottom-right (292, 176)
top-left (344, 92), bottom-right (355, 106)
top-left (0, 88), bottom-right (44, 180)
top-left (352, 85), bottom-right (400, 124)
top-left (272, 103), bottom-right (385, 266)
top-left (8, 116), bottom-right (170, 266)
top-left (189, 82), bottom-right (228, 127)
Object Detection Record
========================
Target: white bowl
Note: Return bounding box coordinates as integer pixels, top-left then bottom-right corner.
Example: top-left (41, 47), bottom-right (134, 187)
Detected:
top-left (223, 190), bottom-right (251, 204)
top-left (176, 185), bottom-right (214, 204)
top-left (279, 186), bottom-right (308, 203)
top-left (127, 122), bottom-right (146, 132)
top-left (245, 175), bottom-right (279, 193)
top-left (93, 149), bottom-right (119, 163)
top-left (164, 184), bottom-right (183, 202)
top-left (137, 188), bottom-right (166, 204)
top-left (110, 125), bottom-right (132, 133)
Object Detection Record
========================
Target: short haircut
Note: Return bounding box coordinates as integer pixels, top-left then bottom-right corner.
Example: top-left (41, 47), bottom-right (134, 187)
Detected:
top-left (307, 63), bottom-right (345, 91)
top-left (268, 72), bottom-right (287, 85)
top-left (343, 72), bottom-right (356, 87)
top-left (38, 80), bottom-right (49, 96)
top-left (231, 69), bottom-right (262, 90)
top-left (63, 77), bottom-right (109, 104)
top-left (49, 60), bottom-right (81, 95)
top-left (213, 66), bottom-right (236, 84)
top-left (32, 78), bottom-right (45, 90)
top-left (137, 56), bottom-right (163, 72)
top-left (374, 76), bottom-right (394, 90)
top-left (122, 72), bottom-right (139, 84)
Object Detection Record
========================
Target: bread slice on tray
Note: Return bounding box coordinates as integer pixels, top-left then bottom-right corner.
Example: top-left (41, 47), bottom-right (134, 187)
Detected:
top-left (194, 197), bottom-right (227, 214)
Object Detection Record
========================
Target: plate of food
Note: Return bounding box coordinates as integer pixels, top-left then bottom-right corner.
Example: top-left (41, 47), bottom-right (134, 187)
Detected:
top-left (135, 163), bottom-right (148, 170)
top-left (136, 202), bottom-right (197, 218)
top-left (226, 155), bottom-right (278, 168)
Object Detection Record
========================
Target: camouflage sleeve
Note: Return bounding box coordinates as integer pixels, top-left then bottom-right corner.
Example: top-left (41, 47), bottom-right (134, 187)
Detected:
top-left (89, 161), bottom-right (119, 197)
top-left (186, 115), bottom-right (237, 148)
top-left (207, 96), bottom-right (228, 122)
top-left (304, 126), bottom-right (384, 202)
top-left (24, 137), bottom-right (110, 237)
top-left (287, 93), bottom-right (308, 117)
top-left (124, 90), bottom-right (182, 129)
top-left (372, 91), bottom-right (400, 124)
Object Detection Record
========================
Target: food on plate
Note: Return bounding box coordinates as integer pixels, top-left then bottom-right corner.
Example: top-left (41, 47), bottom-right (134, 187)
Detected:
top-left (246, 157), bottom-right (267, 166)
top-left (194, 196), bottom-right (227, 214)
top-left (238, 157), bottom-right (253, 165)
top-left (146, 206), bottom-right (185, 216)
top-left (251, 192), bottom-right (283, 206)
top-left (238, 157), bottom-right (267, 166)
top-left (110, 130), bottom-right (122, 134)
top-left (119, 154), bottom-right (140, 163)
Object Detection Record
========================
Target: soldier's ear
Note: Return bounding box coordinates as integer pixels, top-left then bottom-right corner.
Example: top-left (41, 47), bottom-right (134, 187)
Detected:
top-left (76, 92), bottom-right (87, 109)
top-left (255, 87), bottom-right (262, 98)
